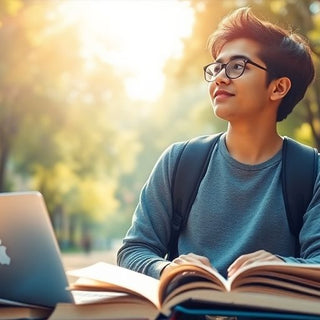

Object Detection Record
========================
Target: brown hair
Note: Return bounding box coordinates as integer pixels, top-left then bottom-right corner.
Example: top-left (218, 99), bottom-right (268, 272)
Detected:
top-left (208, 7), bottom-right (315, 121)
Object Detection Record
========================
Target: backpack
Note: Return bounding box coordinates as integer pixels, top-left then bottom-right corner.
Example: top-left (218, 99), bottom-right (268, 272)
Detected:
top-left (168, 133), bottom-right (319, 260)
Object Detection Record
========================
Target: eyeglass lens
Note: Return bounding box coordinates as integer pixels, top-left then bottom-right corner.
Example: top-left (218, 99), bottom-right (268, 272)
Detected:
top-left (205, 59), bottom-right (246, 81)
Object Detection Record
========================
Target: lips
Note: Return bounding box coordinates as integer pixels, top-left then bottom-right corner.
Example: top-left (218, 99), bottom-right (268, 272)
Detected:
top-left (214, 89), bottom-right (234, 98)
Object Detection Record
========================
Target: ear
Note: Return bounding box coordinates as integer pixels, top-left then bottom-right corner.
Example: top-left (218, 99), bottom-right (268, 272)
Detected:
top-left (270, 77), bottom-right (291, 102)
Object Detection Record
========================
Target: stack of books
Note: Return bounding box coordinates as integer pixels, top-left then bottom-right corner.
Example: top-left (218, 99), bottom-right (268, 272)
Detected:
top-left (45, 261), bottom-right (320, 320)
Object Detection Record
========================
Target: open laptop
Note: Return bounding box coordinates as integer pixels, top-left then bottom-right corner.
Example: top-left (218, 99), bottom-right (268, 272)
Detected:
top-left (0, 191), bottom-right (74, 307)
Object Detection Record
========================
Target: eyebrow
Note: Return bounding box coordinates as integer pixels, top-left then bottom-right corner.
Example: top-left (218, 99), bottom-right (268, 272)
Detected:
top-left (215, 54), bottom-right (249, 63)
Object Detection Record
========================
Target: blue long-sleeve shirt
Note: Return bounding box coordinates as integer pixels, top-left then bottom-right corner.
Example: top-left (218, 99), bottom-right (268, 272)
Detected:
top-left (117, 134), bottom-right (320, 279)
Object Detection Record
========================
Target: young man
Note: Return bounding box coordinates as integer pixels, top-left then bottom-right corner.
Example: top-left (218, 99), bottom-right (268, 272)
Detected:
top-left (117, 7), bottom-right (320, 280)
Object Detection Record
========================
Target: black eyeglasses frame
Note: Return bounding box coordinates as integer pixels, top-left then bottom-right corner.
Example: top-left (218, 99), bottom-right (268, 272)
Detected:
top-left (203, 58), bottom-right (268, 82)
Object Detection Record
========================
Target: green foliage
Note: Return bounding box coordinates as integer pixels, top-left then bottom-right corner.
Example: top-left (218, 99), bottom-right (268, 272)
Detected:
top-left (0, 1), bottom-right (141, 249)
top-left (1, 0), bottom-right (320, 250)
top-left (161, 0), bottom-right (320, 148)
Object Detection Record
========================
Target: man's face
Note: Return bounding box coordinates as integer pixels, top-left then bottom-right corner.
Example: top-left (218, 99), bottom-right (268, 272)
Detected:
top-left (208, 38), bottom-right (273, 123)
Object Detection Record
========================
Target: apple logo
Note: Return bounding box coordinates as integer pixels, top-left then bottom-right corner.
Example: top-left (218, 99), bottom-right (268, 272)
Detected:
top-left (0, 239), bottom-right (11, 265)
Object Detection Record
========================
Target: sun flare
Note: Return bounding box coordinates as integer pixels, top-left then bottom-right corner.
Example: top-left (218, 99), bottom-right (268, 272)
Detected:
top-left (57, 0), bottom-right (194, 101)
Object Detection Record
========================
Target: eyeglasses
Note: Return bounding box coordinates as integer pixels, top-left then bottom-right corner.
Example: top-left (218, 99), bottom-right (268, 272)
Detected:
top-left (203, 57), bottom-right (268, 82)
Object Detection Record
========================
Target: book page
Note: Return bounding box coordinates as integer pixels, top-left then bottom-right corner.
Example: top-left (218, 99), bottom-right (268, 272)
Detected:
top-left (158, 262), bottom-right (228, 304)
top-left (68, 262), bottom-right (160, 308)
top-left (72, 290), bottom-right (130, 304)
top-left (228, 262), bottom-right (320, 293)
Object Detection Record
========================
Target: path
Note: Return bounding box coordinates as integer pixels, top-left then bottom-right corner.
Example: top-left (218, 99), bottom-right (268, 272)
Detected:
top-left (62, 248), bottom-right (118, 269)
top-left (61, 247), bottom-right (119, 282)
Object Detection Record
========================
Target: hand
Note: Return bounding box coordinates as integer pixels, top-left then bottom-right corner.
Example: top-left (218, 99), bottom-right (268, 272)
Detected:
top-left (227, 250), bottom-right (284, 278)
top-left (162, 253), bottom-right (214, 277)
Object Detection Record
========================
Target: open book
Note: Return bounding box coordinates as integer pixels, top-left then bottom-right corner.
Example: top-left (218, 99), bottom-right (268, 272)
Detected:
top-left (49, 261), bottom-right (320, 320)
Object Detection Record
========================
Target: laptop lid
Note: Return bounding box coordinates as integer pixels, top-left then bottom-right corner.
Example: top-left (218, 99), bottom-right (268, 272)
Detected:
top-left (0, 191), bottom-right (74, 307)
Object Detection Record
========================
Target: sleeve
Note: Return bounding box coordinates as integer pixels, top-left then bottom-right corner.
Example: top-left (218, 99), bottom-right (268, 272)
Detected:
top-left (117, 141), bottom-right (186, 279)
top-left (280, 156), bottom-right (320, 264)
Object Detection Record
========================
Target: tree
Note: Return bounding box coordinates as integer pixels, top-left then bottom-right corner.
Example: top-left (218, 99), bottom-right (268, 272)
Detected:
top-left (0, 1), bottom-right (81, 190)
top-left (0, 1), bottom-right (142, 248)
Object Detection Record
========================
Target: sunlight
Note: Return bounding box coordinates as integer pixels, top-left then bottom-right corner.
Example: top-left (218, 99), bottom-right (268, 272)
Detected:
top-left (58, 0), bottom-right (194, 101)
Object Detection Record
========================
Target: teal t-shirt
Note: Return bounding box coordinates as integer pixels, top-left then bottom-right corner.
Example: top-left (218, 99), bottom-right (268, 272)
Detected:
top-left (117, 134), bottom-right (320, 279)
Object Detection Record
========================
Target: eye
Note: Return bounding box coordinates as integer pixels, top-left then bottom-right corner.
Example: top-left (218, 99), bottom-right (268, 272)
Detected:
top-left (230, 61), bottom-right (245, 71)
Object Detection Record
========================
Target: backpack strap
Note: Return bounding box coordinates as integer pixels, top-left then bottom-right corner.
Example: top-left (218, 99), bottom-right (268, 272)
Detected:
top-left (168, 133), bottom-right (222, 260)
top-left (281, 137), bottom-right (318, 240)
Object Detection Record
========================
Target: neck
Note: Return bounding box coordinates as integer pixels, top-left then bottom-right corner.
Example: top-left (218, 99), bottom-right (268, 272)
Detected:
top-left (225, 125), bottom-right (283, 165)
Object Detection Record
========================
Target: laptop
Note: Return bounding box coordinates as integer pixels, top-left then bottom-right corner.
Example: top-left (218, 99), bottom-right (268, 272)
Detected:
top-left (0, 191), bottom-right (74, 307)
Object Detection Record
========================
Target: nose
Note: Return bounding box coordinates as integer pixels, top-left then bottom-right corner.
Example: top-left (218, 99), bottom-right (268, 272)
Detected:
top-left (208, 67), bottom-right (229, 98)
top-left (214, 66), bottom-right (230, 85)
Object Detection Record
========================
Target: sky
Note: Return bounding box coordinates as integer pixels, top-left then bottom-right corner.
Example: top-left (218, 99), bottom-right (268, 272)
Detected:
top-left (58, 0), bottom-right (195, 101)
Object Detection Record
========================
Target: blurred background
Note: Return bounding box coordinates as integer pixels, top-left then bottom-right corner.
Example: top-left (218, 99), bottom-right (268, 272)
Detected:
top-left (1, 0), bottom-right (320, 267)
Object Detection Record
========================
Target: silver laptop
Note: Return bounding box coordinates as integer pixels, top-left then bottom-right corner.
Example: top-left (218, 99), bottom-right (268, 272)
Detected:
top-left (0, 191), bottom-right (74, 307)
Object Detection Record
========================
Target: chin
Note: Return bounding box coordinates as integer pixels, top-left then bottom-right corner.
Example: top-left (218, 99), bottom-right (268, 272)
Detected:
top-left (213, 106), bottom-right (233, 121)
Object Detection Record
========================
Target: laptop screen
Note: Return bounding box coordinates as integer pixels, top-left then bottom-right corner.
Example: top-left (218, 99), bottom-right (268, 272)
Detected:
top-left (0, 191), bottom-right (74, 307)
